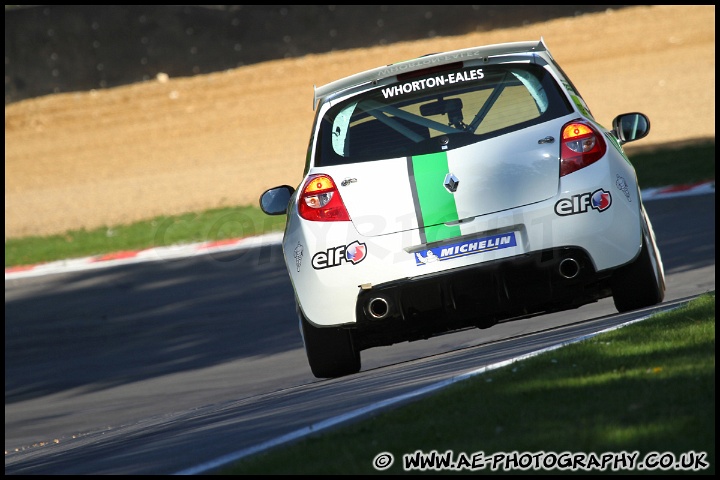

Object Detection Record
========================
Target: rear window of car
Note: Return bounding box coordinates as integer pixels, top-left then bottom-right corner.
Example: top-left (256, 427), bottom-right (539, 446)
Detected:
top-left (315, 63), bottom-right (572, 166)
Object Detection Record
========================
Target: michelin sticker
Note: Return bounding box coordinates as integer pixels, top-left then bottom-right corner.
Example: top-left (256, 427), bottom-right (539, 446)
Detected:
top-left (616, 174), bottom-right (631, 201)
top-left (415, 232), bottom-right (517, 266)
top-left (294, 242), bottom-right (304, 272)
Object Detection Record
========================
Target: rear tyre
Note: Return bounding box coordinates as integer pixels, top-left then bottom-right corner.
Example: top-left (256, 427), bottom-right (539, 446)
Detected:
top-left (611, 213), bottom-right (665, 312)
top-left (299, 309), bottom-right (361, 378)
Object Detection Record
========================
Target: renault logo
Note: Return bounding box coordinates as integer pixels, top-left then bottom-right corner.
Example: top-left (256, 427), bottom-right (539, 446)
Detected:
top-left (444, 173), bottom-right (459, 193)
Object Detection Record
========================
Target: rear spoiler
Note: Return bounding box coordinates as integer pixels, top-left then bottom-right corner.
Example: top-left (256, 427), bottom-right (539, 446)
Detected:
top-left (313, 39), bottom-right (547, 110)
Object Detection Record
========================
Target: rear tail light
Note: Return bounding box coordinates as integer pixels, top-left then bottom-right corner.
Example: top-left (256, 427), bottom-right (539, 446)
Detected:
top-left (298, 174), bottom-right (351, 221)
top-left (559, 120), bottom-right (607, 176)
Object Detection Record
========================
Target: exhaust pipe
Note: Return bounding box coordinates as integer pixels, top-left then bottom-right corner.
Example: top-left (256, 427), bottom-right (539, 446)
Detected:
top-left (367, 297), bottom-right (390, 320)
top-left (558, 257), bottom-right (581, 279)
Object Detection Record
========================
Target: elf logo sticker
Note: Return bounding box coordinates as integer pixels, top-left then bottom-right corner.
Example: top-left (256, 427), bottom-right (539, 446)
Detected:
top-left (554, 189), bottom-right (612, 216)
top-left (312, 241), bottom-right (367, 269)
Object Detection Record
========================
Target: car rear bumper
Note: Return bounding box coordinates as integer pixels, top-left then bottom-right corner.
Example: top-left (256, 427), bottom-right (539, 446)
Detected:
top-left (352, 246), bottom-right (613, 350)
top-left (288, 157), bottom-right (642, 329)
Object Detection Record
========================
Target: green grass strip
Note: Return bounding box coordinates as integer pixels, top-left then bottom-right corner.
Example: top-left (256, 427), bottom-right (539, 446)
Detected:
top-left (221, 292), bottom-right (715, 475)
top-left (4, 141), bottom-right (713, 268)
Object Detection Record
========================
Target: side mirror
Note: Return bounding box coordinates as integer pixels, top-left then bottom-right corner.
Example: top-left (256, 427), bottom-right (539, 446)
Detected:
top-left (612, 112), bottom-right (650, 144)
top-left (259, 185), bottom-right (295, 215)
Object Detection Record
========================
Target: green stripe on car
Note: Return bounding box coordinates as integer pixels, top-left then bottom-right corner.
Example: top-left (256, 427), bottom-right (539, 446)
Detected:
top-left (409, 152), bottom-right (461, 243)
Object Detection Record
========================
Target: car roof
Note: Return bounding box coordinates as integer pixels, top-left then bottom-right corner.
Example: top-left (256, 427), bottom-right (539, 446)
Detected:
top-left (313, 38), bottom-right (548, 110)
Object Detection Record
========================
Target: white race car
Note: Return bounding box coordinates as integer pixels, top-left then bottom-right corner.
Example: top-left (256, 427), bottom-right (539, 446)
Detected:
top-left (260, 39), bottom-right (665, 378)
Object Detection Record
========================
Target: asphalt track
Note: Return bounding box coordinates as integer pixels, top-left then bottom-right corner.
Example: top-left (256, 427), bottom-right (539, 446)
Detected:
top-left (4, 189), bottom-right (715, 474)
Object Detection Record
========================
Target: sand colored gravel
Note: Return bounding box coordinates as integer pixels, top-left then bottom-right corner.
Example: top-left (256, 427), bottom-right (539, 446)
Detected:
top-left (5, 5), bottom-right (715, 239)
